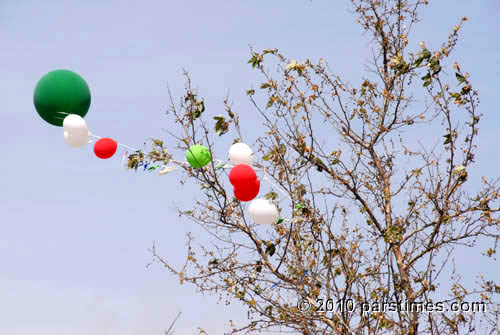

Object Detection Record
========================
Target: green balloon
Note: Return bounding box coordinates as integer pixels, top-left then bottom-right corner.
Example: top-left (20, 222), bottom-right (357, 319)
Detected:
top-left (186, 145), bottom-right (212, 168)
top-left (34, 69), bottom-right (91, 127)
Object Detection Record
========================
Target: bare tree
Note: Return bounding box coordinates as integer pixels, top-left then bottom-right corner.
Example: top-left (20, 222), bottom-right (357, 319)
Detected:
top-left (130, 1), bottom-right (500, 334)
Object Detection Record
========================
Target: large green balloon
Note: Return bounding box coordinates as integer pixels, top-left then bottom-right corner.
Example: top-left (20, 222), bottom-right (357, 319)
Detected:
top-left (34, 69), bottom-right (91, 127)
top-left (186, 145), bottom-right (212, 168)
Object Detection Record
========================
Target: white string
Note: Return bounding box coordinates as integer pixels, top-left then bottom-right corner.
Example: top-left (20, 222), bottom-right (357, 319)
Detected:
top-left (90, 132), bottom-right (142, 152)
top-left (117, 142), bottom-right (142, 152)
top-left (262, 168), bottom-right (292, 201)
top-left (121, 151), bottom-right (128, 167)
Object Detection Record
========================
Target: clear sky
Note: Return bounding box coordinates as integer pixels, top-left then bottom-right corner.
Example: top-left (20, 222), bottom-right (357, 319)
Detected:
top-left (1, 1), bottom-right (499, 334)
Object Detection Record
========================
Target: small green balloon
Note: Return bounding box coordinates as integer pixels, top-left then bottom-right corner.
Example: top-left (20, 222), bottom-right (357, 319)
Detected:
top-left (34, 69), bottom-right (91, 127)
top-left (186, 145), bottom-right (212, 168)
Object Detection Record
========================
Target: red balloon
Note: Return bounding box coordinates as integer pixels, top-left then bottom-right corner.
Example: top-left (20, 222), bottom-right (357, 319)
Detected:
top-left (229, 164), bottom-right (257, 187)
top-left (94, 137), bottom-right (118, 159)
top-left (234, 178), bottom-right (260, 202)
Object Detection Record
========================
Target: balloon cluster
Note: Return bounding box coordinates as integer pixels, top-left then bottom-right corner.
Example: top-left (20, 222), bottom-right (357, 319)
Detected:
top-left (184, 142), bottom-right (280, 224)
top-left (35, 70), bottom-right (281, 225)
top-left (227, 143), bottom-right (258, 201)
top-left (34, 70), bottom-right (118, 159)
top-left (228, 143), bottom-right (279, 224)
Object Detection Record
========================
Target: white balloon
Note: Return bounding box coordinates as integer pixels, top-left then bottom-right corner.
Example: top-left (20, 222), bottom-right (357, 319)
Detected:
top-left (229, 142), bottom-right (253, 166)
top-left (248, 198), bottom-right (280, 225)
top-left (64, 130), bottom-right (89, 148)
top-left (63, 114), bottom-right (88, 137)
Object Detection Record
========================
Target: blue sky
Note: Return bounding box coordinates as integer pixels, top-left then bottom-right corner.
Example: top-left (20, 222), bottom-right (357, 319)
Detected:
top-left (1, 1), bottom-right (499, 334)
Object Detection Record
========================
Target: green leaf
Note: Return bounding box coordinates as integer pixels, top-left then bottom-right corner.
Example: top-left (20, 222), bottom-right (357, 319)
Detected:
top-left (414, 58), bottom-right (423, 67)
top-left (431, 64), bottom-right (441, 75)
top-left (265, 242), bottom-right (276, 257)
top-left (262, 154), bottom-right (271, 161)
top-left (260, 82), bottom-right (271, 89)
top-left (414, 49), bottom-right (431, 67)
top-left (397, 63), bottom-right (410, 74)
top-left (421, 73), bottom-right (431, 81)
top-left (265, 192), bottom-right (278, 200)
top-left (421, 49), bottom-right (432, 59)
top-left (456, 72), bottom-right (466, 84)
top-left (443, 134), bottom-right (451, 145)
top-left (296, 203), bottom-right (303, 209)
top-left (248, 55), bottom-right (257, 68)
top-left (262, 48), bottom-right (278, 55)
top-left (411, 168), bottom-right (423, 176)
top-left (153, 139), bottom-right (163, 147)
top-left (235, 290), bottom-right (245, 299)
top-left (266, 97), bottom-right (274, 109)
top-left (428, 58), bottom-right (441, 75)
top-left (421, 72), bottom-right (432, 87)
top-left (279, 144), bottom-right (287, 155)
top-left (184, 92), bottom-right (196, 103)
top-left (277, 218), bottom-right (284, 224)
top-left (460, 85), bottom-right (471, 95)
top-left (254, 286), bottom-right (264, 295)
top-left (256, 260), bottom-right (262, 273)
top-left (193, 99), bottom-right (205, 119)
top-left (214, 115), bottom-right (229, 136)
top-left (321, 249), bottom-right (334, 266)
top-left (495, 285), bottom-right (500, 294)
top-left (248, 54), bottom-right (263, 68)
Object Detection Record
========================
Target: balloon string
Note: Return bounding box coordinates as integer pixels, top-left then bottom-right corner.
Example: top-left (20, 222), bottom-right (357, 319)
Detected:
top-left (89, 133), bottom-right (101, 139)
top-left (262, 169), bottom-right (292, 201)
top-left (89, 132), bottom-right (292, 201)
top-left (90, 132), bottom-right (144, 153)
top-left (121, 151), bottom-right (128, 167)
top-left (117, 142), bottom-right (141, 152)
